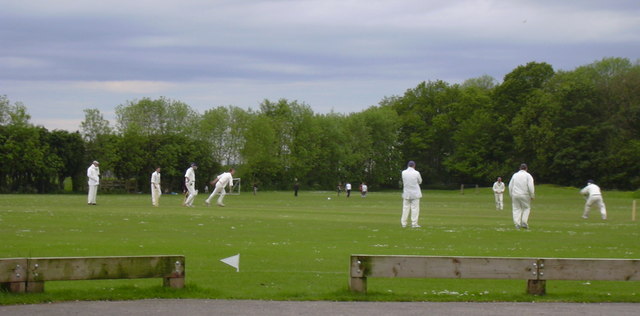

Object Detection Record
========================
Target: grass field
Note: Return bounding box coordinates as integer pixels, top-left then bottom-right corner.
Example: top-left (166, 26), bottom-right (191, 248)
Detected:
top-left (1, 185), bottom-right (639, 304)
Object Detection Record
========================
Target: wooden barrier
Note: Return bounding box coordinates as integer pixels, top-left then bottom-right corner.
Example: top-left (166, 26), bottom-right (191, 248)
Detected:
top-left (350, 255), bottom-right (640, 295)
top-left (0, 255), bottom-right (185, 293)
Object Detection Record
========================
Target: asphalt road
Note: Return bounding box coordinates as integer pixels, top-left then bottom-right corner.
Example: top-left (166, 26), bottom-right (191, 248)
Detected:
top-left (1, 300), bottom-right (638, 316)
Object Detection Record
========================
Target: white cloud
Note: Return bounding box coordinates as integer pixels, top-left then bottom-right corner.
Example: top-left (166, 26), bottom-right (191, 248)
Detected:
top-left (31, 118), bottom-right (83, 131)
top-left (0, 57), bottom-right (50, 69)
top-left (73, 81), bottom-right (176, 94)
top-left (1, 0), bottom-right (638, 131)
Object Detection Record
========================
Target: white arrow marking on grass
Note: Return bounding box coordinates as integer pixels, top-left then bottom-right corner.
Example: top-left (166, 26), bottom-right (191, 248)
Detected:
top-left (220, 254), bottom-right (240, 272)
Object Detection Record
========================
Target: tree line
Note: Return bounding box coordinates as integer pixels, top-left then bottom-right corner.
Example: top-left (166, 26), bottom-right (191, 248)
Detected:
top-left (1, 57), bottom-right (638, 193)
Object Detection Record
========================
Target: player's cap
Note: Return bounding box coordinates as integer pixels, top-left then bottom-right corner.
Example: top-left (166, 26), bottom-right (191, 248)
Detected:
top-left (408, 161), bottom-right (415, 167)
top-left (587, 179), bottom-right (594, 184)
top-left (93, 160), bottom-right (99, 165)
top-left (191, 162), bottom-right (198, 167)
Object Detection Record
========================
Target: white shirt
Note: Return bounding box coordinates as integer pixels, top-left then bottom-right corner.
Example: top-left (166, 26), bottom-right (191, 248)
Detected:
top-left (361, 184), bottom-right (368, 192)
top-left (508, 170), bottom-right (535, 198)
top-left (580, 183), bottom-right (602, 196)
top-left (346, 183), bottom-right (351, 190)
top-left (87, 164), bottom-right (100, 185)
top-left (151, 171), bottom-right (161, 186)
top-left (216, 172), bottom-right (234, 188)
top-left (402, 167), bottom-right (422, 199)
top-left (492, 181), bottom-right (505, 194)
top-left (184, 167), bottom-right (196, 184)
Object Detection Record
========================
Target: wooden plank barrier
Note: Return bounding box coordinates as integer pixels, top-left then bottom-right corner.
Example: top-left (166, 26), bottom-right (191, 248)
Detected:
top-left (350, 255), bottom-right (640, 295)
top-left (0, 255), bottom-right (185, 293)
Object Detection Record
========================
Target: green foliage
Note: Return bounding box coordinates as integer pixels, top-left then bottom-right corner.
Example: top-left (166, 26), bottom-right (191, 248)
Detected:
top-left (1, 57), bottom-right (639, 192)
top-left (115, 97), bottom-right (199, 136)
top-left (80, 108), bottom-right (112, 142)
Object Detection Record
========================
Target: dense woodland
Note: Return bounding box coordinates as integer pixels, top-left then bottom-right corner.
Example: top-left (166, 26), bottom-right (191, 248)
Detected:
top-left (1, 57), bottom-right (639, 193)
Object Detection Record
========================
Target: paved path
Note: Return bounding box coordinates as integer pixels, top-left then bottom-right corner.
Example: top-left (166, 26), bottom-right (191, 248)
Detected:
top-left (1, 300), bottom-right (638, 316)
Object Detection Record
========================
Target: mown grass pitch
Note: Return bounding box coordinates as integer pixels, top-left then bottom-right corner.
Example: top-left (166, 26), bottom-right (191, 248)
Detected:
top-left (1, 185), bottom-right (638, 304)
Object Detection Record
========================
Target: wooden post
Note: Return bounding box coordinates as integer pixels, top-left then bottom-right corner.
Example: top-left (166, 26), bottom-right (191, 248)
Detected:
top-left (460, 184), bottom-right (464, 195)
top-left (350, 256), bottom-right (368, 293)
top-left (527, 279), bottom-right (546, 295)
top-left (0, 258), bottom-right (27, 293)
top-left (633, 200), bottom-right (637, 221)
top-left (26, 281), bottom-right (44, 293)
top-left (475, 184), bottom-right (479, 194)
top-left (164, 258), bottom-right (186, 289)
top-left (350, 276), bottom-right (367, 293)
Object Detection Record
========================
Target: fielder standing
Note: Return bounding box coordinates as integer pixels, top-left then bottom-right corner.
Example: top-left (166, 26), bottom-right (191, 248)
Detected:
top-left (151, 167), bottom-right (161, 207)
top-left (492, 177), bottom-right (505, 210)
top-left (87, 160), bottom-right (100, 205)
top-left (401, 161), bottom-right (423, 228)
top-left (508, 163), bottom-right (535, 229)
top-left (183, 163), bottom-right (198, 207)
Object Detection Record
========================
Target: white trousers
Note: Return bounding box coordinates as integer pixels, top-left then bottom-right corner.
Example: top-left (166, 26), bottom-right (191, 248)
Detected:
top-left (184, 183), bottom-right (197, 206)
top-left (206, 184), bottom-right (227, 205)
top-left (511, 194), bottom-right (531, 226)
top-left (87, 185), bottom-right (98, 204)
top-left (151, 184), bottom-right (161, 206)
top-left (494, 193), bottom-right (504, 210)
top-left (401, 198), bottom-right (420, 227)
top-left (584, 195), bottom-right (607, 219)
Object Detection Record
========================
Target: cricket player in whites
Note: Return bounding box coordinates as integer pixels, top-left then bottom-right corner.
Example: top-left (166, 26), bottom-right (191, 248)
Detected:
top-left (401, 161), bottom-right (423, 228)
top-left (87, 160), bottom-right (100, 205)
top-left (205, 168), bottom-right (235, 207)
top-left (183, 163), bottom-right (198, 207)
top-left (492, 177), bottom-right (505, 210)
top-left (151, 167), bottom-right (161, 207)
top-left (508, 163), bottom-right (535, 229)
top-left (580, 180), bottom-right (607, 220)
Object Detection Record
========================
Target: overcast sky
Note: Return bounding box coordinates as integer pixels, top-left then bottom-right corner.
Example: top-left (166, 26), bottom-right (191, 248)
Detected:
top-left (1, 0), bottom-right (638, 131)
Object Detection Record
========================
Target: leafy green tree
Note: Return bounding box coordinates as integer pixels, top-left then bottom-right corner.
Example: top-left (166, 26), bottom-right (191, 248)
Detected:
top-left (461, 75), bottom-right (497, 90)
top-left (288, 106), bottom-right (323, 188)
top-left (47, 130), bottom-right (86, 191)
top-left (115, 97), bottom-right (199, 136)
top-left (391, 81), bottom-right (468, 186)
top-left (358, 105), bottom-right (401, 188)
top-left (250, 99), bottom-right (316, 188)
top-left (493, 61), bottom-right (555, 170)
top-left (0, 124), bottom-right (45, 192)
top-left (444, 85), bottom-right (506, 184)
top-left (199, 106), bottom-right (252, 166)
top-left (0, 95), bottom-right (31, 126)
top-left (241, 115), bottom-right (280, 188)
top-left (80, 108), bottom-right (112, 142)
top-left (309, 113), bottom-right (350, 189)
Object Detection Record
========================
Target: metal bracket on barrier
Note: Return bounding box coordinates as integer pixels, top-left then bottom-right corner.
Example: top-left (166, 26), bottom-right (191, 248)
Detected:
top-left (532, 260), bottom-right (545, 279)
top-left (175, 260), bottom-right (184, 275)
